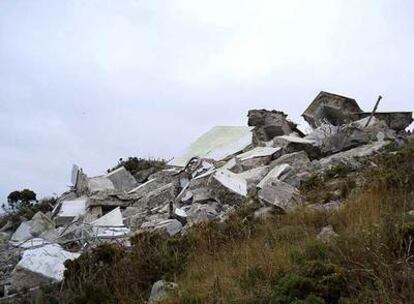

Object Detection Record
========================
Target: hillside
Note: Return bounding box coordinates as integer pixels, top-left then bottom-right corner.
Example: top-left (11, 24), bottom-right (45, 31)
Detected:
top-left (0, 92), bottom-right (413, 303)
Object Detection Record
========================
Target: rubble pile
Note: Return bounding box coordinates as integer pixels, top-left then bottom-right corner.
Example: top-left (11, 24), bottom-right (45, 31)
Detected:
top-left (0, 91), bottom-right (412, 299)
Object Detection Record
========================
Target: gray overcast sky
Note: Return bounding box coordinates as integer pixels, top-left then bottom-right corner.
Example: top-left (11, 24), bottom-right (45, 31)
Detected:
top-left (1, 0), bottom-right (413, 203)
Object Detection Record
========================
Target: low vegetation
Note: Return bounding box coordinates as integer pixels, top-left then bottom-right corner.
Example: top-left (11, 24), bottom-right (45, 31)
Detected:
top-left (1, 190), bottom-right (55, 231)
top-left (19, 140), bottom-right (414, 303)
top-left (107, 157), bottom-right (166, 176)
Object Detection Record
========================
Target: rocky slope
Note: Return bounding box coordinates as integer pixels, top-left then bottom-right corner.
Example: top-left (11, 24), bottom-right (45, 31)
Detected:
top-left (0, 91), bottom-right (413, 303)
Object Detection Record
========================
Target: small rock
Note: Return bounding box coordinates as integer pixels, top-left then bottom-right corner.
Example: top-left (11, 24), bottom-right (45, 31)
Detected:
top-left (149, 280), bottom-right (178, 303)
top-left (317, 225), bottom-right (338, 243)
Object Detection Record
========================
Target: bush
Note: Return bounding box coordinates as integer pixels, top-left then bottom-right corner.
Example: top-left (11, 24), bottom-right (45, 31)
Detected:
top-left (108, 157), bottom-right (166, 177)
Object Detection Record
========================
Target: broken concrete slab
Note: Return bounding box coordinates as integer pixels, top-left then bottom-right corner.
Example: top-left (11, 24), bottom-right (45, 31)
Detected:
top-left (106, 166), bottom-right (137, 192)
top-left (302, 91), bottom-right (362, 128)
top-left (273, 135), bottom-right (321, 159)
top-left (248, 109), bottom-right (303, 143)
top-left (213, 169), bottom-right (247, 196)
top-left (141, 219), bottom-right (183, 237)
top-left (221, 157), bottom-right (243, 173)
top-left (315, 140), bottom-right (390, 171)
top-left (10, 221), bottom-right (32, 243)
top-left (234, 146), bottom-right (282, 170)
top-left (191, 187), bottom-right (214, 204)
top-left (87, 176), bottom-right (116, 193)
top-left (11, 243), bottom-right (80, 290)
top-left (270, 151), bottom-right (311, 170)
top-left (237, 147), bottom-right (282, 161)
top-left (257, 164), bottom-right (291, 189)
top-left (128, 179), bottom-right (159, 195)
top-left (350, 111), bottom-right (413, 131)
top-left (172, 126), bottom-right (253, 166)
top-left (87, 191), bottom-right (138, 209)
top-left (258, 179), bottom-right (302, 212)
top-left (55, 196), bottom-right (87, 226)
top-left (91, 207), bottom-right (123, 227)
top-left (90, 207), bottom-right (130, 239)
top-left (30, 212), bottom-right (55, 237)
top-left (134, 182), bottom-right (177, 210)
top-left (238, 166), bottom-right (270, 190)
top-left (182, 203), bottom-right (218, 226)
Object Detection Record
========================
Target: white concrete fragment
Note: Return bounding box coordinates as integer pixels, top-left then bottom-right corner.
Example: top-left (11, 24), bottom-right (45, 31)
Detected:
top-left (94, 227), bottom-right (130, 238)
top-left (128, 179), bottom-right (157, 194)
top-left (106, 166), bottom-right (137, 191)
top-left (58, 196), bottom-right (87, 218)
top-left (87, 176), bottom-right (115, 193)
top-left (15, 243), bottom-right (80, 282)
top-left (277, 135), bottom-right (315, 144)
top-left (91, 207), bottom-right (130, 238)
top-left (30, 212), bottom-right (55, 237)
top-left (236, 147), bottom-right (281, 161)
top-left (174, 208), bottom-right (187, 218)
top-left (91, 207), bottom-right (124, 227)
top-left (213, 169), bottom-right (248, 196)
top-left (257, 164), bottom-right (291, 188)
top-left (172, 126), bottom-right (253, 166)
top-left (10, 221), bottom-right (32, 243)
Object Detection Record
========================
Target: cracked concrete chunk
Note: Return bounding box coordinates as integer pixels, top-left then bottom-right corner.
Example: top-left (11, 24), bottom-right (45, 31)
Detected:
top-left (213, 169), bottom-right (247, 196)
top-left (10, 221), bottom-right (32, 243)
top-left (302, 91), bottom-right (362, 128)
top-left (87, 176), bottom-right (116, 193)
top-left (316, 140), bottom-right (390, 171)
top-left (134, 182), bottom-right (177, 209)
top-left (270, 151), bottom-right (311, 170)
top-left (274, 135), bottom-right (321, 160)
top-left (257, 164), bottom-right (291, 189)
top-left (11, 243), bottom-right (80, 290)
top-left (183, 203), bottom-right (218, 226)
top-left (350, 111), bottom-right (413, 131)
top-left (55, 196), bottom-right (87, 226)
top-left (239, 166), bottom-right (270, 190)
top-left (30, 212), bottom-right (55, 237)
top-left (248, 109), bottom-right (302, 143)
top-left (141, 219), bottom-right (182, 237)
top-left (258, 179), bottom-right (302, 212)
top-left (237, 147), bottom-right (282, 161)
top-left (106, 166), bottom-right (137, 192)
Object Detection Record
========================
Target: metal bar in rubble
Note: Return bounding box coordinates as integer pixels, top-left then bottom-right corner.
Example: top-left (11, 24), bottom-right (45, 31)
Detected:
top-left (365, 95), bottom-right (382, 127)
